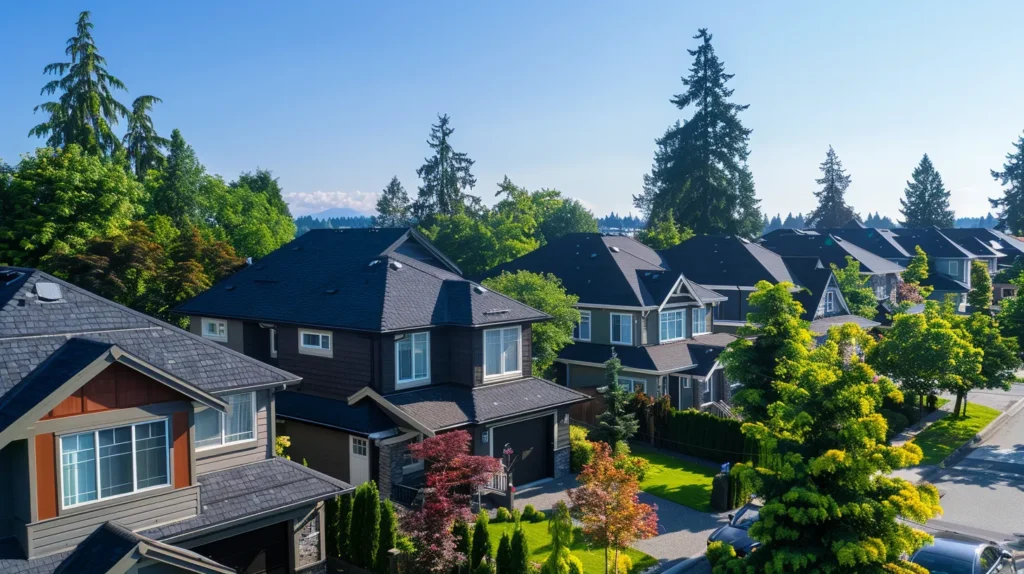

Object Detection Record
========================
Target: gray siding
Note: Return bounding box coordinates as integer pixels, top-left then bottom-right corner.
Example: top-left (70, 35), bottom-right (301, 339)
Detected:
top-left (555, 406), bottom-right (570, 449)
top-left (27, 485), bottom-right (200, 558)
top-left (583, 309), bottom-right (640, 346)
top-left (934, 258), bottom-right (969, 284)
top-left (195, 390), bottom-right (271, 475)
top-left (188, 316), bottom-right (244, 353)
top-left (566, 364), bottom-right (657, 394)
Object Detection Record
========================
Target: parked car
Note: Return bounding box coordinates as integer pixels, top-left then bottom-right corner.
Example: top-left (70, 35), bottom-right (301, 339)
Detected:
top-left (910, 536), bottom-right (1017, 574)
top-left (707, 503), bottom-right (761, 557)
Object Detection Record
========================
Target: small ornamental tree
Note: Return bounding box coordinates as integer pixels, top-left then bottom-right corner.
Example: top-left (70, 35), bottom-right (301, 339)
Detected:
top-left (509, 526), bottom-right (530, 574)
top-left (350, 481), bottom-right (381, 569)
top-left (542, 501), bottom-right (577, 574)
top-left (568, 442), bottom-right (658, 574)
top-left (830, 256), bottom-right (877, 318)
top-left (496, 532), bottom-right (513, 574)
top-left (590, 350), bottom-right (639, 451)
top-left (969, 259), bottom-right (994, 313)
top-left (377, 499), bottom-right (398, 574)
top-left (338, 492), bottom-right (353, 560)
top-left (404, 431), bottom-right (503, 574)
top-left (470, 511), bottom-right (492, 570)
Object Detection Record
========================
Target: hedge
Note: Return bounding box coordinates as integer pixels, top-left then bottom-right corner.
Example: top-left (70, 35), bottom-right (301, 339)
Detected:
top-left (636, 403), bottom-right (759, 465)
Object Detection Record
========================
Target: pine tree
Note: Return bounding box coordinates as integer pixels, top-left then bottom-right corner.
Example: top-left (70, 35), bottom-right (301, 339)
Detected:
top-left (899, 154), bottom-right (954, 228)
top-left (806, 146), bottom-right (857, 228)
top-left (990, 133), bottom-right (1024, 234)
top-left (30, 11), bottom-right (130, 155)
top-left (590, 351), bottom-right (639, 450)
top-left (375, 176), bottom-right (411, 227)
top-left (635, 29), bottom-right (762, 237)
top-left (123, 96), bottom-right (169, 179)
top-left (470, 511), bottom-right (492, 570)
top-left (496, 532), bottom-right (513, 574)
top-left (413, 114), bottom-right (478, 223)
top-left (377, 499), bottom-right (398, 574)
top-left (149, 129), bottom-right (205, 225)
top-left (968, 260), bottom-right (993, 313)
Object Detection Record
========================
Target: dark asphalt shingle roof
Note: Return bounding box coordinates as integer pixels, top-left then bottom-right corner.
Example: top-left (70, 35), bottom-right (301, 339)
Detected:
top-left (658, 235), bottom-right (794, 287)
top-left (0, 539), bottom-right (69, 574)
top-left (276, 390), bottom-right (399, 435)
top-left (51, 522), bottom-right (138, 574)
top-left (382, 378), bottom-right (590, 431)
top-left (888, 228), bottom-right (977, 259)
top-left (921, 273), bottom-right (970, 293)
top-left (558, 332), bottom-right (736, 374)
top-left (0, 269), bottom-right (299, 411)
top-left (758, 231), bottom-right (905, 274)
top-left (142, 457), bottom-right (350, 541)
top-left (178, 228), bottom-right (546, 332)
top-left (808, 314), bottom-right (880, 334)
top-left (940, 228), bottom-right (1015, 259)
top-left (782, 258), bottom-right (841, 320)
top-left (816, 228), bottom-right (912, 260)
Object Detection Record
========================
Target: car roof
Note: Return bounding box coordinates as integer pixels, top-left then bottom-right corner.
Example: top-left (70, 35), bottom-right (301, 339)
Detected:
top-left (915, 537), bottom-right (984, 562)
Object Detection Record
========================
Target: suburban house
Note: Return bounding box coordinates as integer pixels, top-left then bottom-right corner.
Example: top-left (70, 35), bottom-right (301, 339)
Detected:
top-left (176, 228), bottom-right (589, 498)
top-left (480, 233), bottom-right (739, 413)
top-left (0, 268), bottom-right (349, 574)
top-left (940, 227), bottom-right (1024, 305)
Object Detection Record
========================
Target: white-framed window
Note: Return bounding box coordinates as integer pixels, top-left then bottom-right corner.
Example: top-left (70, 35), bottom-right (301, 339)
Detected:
top-left (299, 329), bottom-right (332, 357)
top-left (948, 261), bottom-right (958, 276)
top-left (825, 291), bottom-right (835, 313)
top-left (703, 379), bottom-right (711, 394)
top-left (396, 332), bottom-right (430, 387)
top-left (484, 326), bottom-right (522, 378)
top-left (620, 377), bottom-right (646, 394)
top-left (681, 377), bottom-right (691, 389)
top-left (610, 313), bottom-right (633, 345)
top-left (352, 437), bottom-right (368, 457)
top-left (691, 307), bottom-right (709, 335)
top-left (201, 318), bottom-right (227, 342)
top-left (1003, 288), bottom-right (1017, 298)
top-left (59, 419), bottom-right (169, 509)
top-left (659, 309), bottom-right (685, 342)
top-left (269, 328), bottom-right (278, 359)
top-left (874, 282), bottom-right (886, 299)
top-left (574, 310), bottom-right (591, 341)
top-left (402, 435), bottom-right (424, 474)
top-left (195, 392), bottom-right (257, 450)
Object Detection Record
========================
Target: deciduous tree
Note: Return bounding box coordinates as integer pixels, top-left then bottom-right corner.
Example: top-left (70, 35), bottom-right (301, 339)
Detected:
top-left (539, 198), bottom-right (598, 242)
top-left (899, 154), bottom-right (954, 228)
top-left (830, 256), bottom-right (877, 319)
top-left (806, 146), bottom-right (857, 228)
top-left (635, 208), bottom-right (693, 250)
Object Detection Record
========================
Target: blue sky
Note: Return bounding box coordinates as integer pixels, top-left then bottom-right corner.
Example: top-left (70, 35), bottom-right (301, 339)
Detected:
top-left (2, 2), bottom-right (1023, 220)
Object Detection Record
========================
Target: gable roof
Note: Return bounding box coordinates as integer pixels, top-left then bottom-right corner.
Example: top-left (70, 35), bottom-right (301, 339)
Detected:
top-left (887, 228), bottom-right (977, 259)
top-left (557, 332), bottom-right (736, 374)
top-left (658, 235), bottom-right (794, 287)
top-left (177, 228), bottom-right (547, 332)
top-left (782, 257), bottom-right (849, 320)
top-left (480, 233), bottom-right (724, 308)
top-left (815, 228), bottom-right (912, 260)
top-left (53, 522), bottom-right (235, 574)
top-left (0, 269), bottom-right (298, 441)
top-left (939, 228), bottom-right (1014, 259)
top-left (758, 231), bottom-right (905, 274)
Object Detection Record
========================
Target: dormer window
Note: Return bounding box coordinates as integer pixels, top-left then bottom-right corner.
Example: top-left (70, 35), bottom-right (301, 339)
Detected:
top-left (484, 326), bottom-right (521, 379)
top-left (610, 313), bottom-right (633, 345)
top-left (201, 318), bottom-right (227, 342)
top-left (396, 332), bottom-right (430, 387)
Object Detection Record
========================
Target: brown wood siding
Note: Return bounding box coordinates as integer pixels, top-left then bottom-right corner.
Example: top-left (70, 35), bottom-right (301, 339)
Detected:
top-left (242, 321), bottom-right (272, 362)
top-left (449, 328), bottom-right (476, 387)
top-left (172, 411), bottom-right (190, 488)
top-left (41, 363), bottom-right (185, 420)
top-left (522, 324), bottom-right (533, 378)
top-left (34, 434), bottom-right (57, 521)
top-left (280, 327), bottom-right (374, 400)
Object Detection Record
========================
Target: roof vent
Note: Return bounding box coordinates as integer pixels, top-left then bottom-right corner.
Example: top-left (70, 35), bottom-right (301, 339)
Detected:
top-left (35, 282), bottom-right (62, 302)
top-left (368, 259), bottom-right (381, 267)
top-left (473, 285), bottom-right (487, 294)
top-left (389, 261), bottom-right (403, 270)
top-left (590, 253), bottom-right (597, 259)
top-left (325, 288), bottom-right (338, 295)
top-left (225, 285), bottom-right (236, 291)
top-left (0, 270), bottom-right (23, 285)
top-left (246, 257), bottom-right (253, 265)
top-left (291, 246), bottom-right (303, 251)
top-left (609, 246), bottom-right (621, 253)
top-left (652, 274), bottom-right (660, 280)
top-left (483, 309), bottom-right (510, 315)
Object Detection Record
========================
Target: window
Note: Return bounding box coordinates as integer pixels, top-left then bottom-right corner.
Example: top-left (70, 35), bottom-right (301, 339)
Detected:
top-left (60, 419), bottom-right (169, 509)
top-left (948, 261), bottom-right (958, 276)
top-left (396, 332), bottom-right (430, 386)
top-left (484, 326), bottom-right (522, 378)
top-left (1003, 288), bottom-right (1017, 298)
top-left (269, 328), bottom-right (278, 359)
top-left (825, 291), bottom-right (835, 313)
top-left (691, 307), bottom-right (708, 335)
top-left (352, 437), bottom-right (368, 457)
top-left (620, 377), bottom-right (646, 394)
top-left (681, 377), bottom-right (691, 389)
top-left (201, 318), bottom-right (227, 342)
top-left (299, 329), bottom-right (332, 357)
top-left (574, 310), bottom-right (591, 341)
top-left (402, 435), bottom-right (424, 474)
top-left (659, 310), bottom-right (685, 342)
top-left (610, 313), bottom-right (633, 345)
top-left (195, 392), bottom-right (256, 450)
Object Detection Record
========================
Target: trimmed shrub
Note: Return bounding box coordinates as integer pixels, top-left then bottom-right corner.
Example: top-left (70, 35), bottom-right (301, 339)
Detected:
top-left (376, 499), bottom-right (397, 574)
top-left (706, 540), bottom-right (736, 567)
top-left (496, 532), bottom-right (513, 574)
top-left (606, 553), bottom-right (632, 574)
top-left (470, 511), bottom-right (491, 571)
top-left (350, 481), bottom-right (380, 569)
top-left (528, 511), bottom-right (546, 523)
top-left (569, 426), bottom-right (594, 472)
top-left (495, 507), bottom-right (513, 523)
top-left (881, 408), bottom-right (911, 439)
top-left (510, 527), bottom-right (530, 574)
top-left (727, 463), bottom-right (754, 510)
top-left (474, 558), bottom-right (497, 574)
top-left (634, 406), bottom-right (759, 465)
top-left (453, 519), bottom-right (472, 573)
top-left (615, 454), bottom-right (650, 482)
top-left (510, 509), bottom-right (521, 524)
top-left (338, 493), bottom-right (353, 560)
top-left (325, 496), bottom-right (340, 558)
top-left (567, 555), bottom-right (584, 574)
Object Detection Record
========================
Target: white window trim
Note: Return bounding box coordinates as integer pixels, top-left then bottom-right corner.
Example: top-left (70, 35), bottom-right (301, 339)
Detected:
top-left (825, 291), bottom-right (835, 313)
top-left (269, 328), bottom-right (278, 359)
top-left (659, 309), bottom-right (685, 343)
top-left (402, 435), bottom-right (425, 474)
top-left (681, 377), bottom-right (691, 389)
top-left (298, 328), bottom-right (333, 357)
top-left (575, 310), bottom-right (592, 342)
top-left (395, 332), bottom-right (431, 388)
top-left (691, 307), bottom-right (709, 336)
top-left (351, 437), bottom-right (368, 457)
top-left (59, 418), bottom-right (171, 510)
top-left (483, 325), bottom-right (523, 380)
top-left (201, 318), bottom-right (227, 342)
top-left (195, 392), bottom-right (258, 452)
top-left (620, 377), bottom-right (646, 394)
top-left (610, 313), bottom-right (633, 345)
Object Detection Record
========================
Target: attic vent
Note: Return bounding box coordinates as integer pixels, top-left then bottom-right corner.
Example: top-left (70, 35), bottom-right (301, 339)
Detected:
top-left (473, 285), bottom-right (487, 294)
top-left (483, 309), bottom-right (510, 315)
top-left (652, 274), bottom-right (660, 280)
top-left (590, 253), bottom-right (597, 259)
top-left (325, 289), bottom-right (338, 295)
top-left (35, 282), bottom-right (63, 302)
top-left (389, 261), bottom-right (403, 270)
top-left (609, 246), bottom-right (621, 253)
top-left (246, 257), bottom-right (253, 265)
top-left (368, 259), bottom-right (381, 267)
top-left (643, 271), bottom-right (651, 277)
top-left (224, 285), bottom-right (236, 291)
top-left (291, 246), bottom-right (303, 250)
top-left (0, 270), bottom-right (23, 285)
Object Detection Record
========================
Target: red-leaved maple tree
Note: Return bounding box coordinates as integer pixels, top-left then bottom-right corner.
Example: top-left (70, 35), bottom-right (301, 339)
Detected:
top-left (402, 430), bottom-right (502, 574)
top-left (568, 441), bottom-right (658, 574)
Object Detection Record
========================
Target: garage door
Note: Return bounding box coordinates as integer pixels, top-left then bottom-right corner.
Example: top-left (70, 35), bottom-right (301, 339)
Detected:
top-left (492, 416), bottom-right (553, 487)
top-left (193, 521), bottom-right (289, 574)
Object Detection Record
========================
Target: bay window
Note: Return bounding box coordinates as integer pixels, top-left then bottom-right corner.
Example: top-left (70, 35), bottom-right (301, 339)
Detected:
top-left (484, 326), bottom-right (521, 378)
top-left (396, 332), bottom-right (430, 386)
top-left (659, 310), bottom-right (684, 342)
top-left (60, 419), bottom-right (169, 508)
top-left (610, 313), bottom-right (633, 345)
top-left (196, 392), bottom-right (256, 450)
top-left (691, 307), bottom-right (709, 335)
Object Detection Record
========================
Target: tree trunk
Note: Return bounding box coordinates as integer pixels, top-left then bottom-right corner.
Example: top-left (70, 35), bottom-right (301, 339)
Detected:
top-left (614, 547), bottom-right (621, 574)
top-left (605, 546), bottom-right (609, 574)
top-left (953, 392), bottom-right (963, 419)
top-left (962, 394), bottom-right (969, 417)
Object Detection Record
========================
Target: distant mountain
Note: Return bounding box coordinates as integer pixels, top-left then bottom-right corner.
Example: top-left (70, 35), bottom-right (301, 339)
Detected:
top-left (306, 207), bottom-right (372, 220)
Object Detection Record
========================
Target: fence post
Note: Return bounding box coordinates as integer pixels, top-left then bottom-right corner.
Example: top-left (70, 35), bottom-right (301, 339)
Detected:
top-left (389, 548), bottom-right (401, 574)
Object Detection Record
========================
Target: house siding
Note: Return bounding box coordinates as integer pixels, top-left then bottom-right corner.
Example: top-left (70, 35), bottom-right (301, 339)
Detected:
top-left (565, 364), bottom-right (656, 394)
top-left (195, 390), bottom-right (271, 474)
top-left (585, 309), bottom-right (641, 347)
top-left (188, 316), bottom-right (244, 353)
top-left (278, 326), bottom-right (374, 400)
top-left (279, 420), bottom-right (351, 483)
top-left (0, 440), bottom-right (30, 546)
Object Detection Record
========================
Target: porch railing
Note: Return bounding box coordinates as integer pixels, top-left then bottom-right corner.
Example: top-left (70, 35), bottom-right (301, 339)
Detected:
top-left (482, 469), bottom-right (509, 493)
top-left (391, 483), bottom-right (421, 507)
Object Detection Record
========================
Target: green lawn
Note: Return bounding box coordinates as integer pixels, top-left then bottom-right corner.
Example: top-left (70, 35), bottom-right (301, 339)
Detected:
top-left (934, 397), bottom-right (950, 410)
top-left (631, 445), bottom-right (718, 512)
top-left (911, 402), bottom-right (1001, 465)
top-left (487, 518), bottom-right (657, 574)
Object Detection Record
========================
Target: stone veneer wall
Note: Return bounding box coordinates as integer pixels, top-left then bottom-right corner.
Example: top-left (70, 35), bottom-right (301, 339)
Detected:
top-left (378, 436), bottom-right (416, 500)
top-left (554, 447), bottom-right (570, 479)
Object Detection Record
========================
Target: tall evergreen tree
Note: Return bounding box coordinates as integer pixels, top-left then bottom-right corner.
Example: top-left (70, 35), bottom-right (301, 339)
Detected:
top-left (30, 11), bottom-right (130, 155)
top-left (375, 176), bottom-right (411, 227)
top-left (968, 260), bottom-right (993, 313)
top-left (806, 146), bottom-right (857, 228)
top-left (470, 511), bottom-right (492, 571)
top-left (413, 114), bottom-right (478, 222)
top-left (899, 154), bottom-right (954, 227)
top-left (590, 351), bottom-right (639, 450)
top-left (990, 133), bottom-right (1024, 234)
top-left (123, 96), bottom-right (169, 179)
top-left (634, 29), bottom-right (762, 237)
top-left (150, 129), bottom-right (205, 225)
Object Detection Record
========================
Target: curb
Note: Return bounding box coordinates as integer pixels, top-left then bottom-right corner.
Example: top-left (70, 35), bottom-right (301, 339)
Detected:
top-left (920, 395), bottom-right (1024, 483)
top-left (660, 556), bottom-right (709, 574)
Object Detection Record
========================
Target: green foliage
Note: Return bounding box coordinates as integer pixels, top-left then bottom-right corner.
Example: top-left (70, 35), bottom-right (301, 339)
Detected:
top-left (727, 464), bottom-right (754, 510)
top-left (148, 129), bottom-right (205, 225)
top-left (631, 445), bottom-right (717, 512)
top-left (496, 531), bottom-right (513, 574)
top-left (123, 96), bottom-right (168, 179)
top-left (590, 352), bottom-right (640, 447)
top-left (566, 555), bottom-right (584, 574)
top-left (807, 146), bottom-right (858, 228)
top-left (0, 145), bottom-right (144, 266)
top-left (705, 541), bottom-right (736, 568)
top-left (413, 114), bottom-right (479, 222)
top-left (722, 281), bottom-right (813, 422)
top-left (471, 511), bottom-right (492, 571)
top-left (548, 502), bottom-right (573, 556)
top-left (325, 496), bottom-right (341, 558)
top-left (990, 133), bottom-right (1024, 235)
top-left (522, 505), bottom-right (539, 521)
top-left (482, 270), bottom-right (580, 376)
top-left (509, 527), bottom-right (530, 574)
top-left (453, 519), bottom-right (472, 572)
top-left (912, 403), bottom-right (1001, 465)
top-left (375, 176), bottom-right (411, 227)
top-left (634, 401), bottom-right (758, 465)
top-left (339, 493), bottom-right (353, 560)
top-left (204, 172), bottom-right (296, 259)
top-left (635, 208), bottom-right (693, 250)
top-left (903, 245), bottom-right (930, 285)
top-left (474, 558), bottom-right (497, 574)
top-left (830, 256), bottom-right (877, 319)
top-left (495, 507), bottom-right (513, 523)
top-left (635, 29), bottom-right (762, 237)
top-left (421, 212), bottom-right (499, 276)
top-left (606, 553), bottom-right (632, 574)
top-left (899, 154), bottom-right (954, 227)
top-left (539, 198), bottom-right (598, 242)
top-left (569, 426), bottom-right (594, 472)
top-left (998, 273), bottom-right (1024, 341)
top-left (994, 257), bottom-right (1024, 284)
top-left (956, 311), bottom-right (1021, 414)
top-left (377, 499), bottom-right (398, 574)
top-left (968, 259), bottom-right (994, 312)
top-left (350, 481), bottom-right (381, 569)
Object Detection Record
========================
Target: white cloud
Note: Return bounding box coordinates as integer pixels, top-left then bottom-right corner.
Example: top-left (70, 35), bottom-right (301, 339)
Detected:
top-left (284, 190), bottom-right (379, 216)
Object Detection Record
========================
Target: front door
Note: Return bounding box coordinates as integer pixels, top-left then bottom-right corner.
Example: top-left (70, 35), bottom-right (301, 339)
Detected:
top-left (349, 435), bottom-right (370, 485)
top-left (493, 416), bottom-right (552, 487)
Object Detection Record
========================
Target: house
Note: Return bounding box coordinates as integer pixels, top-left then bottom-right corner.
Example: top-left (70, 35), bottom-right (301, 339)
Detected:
top-left (480, 233), bottom-right (739, 412)
top-left (781, 257), bottom-right (880, 334)
top-left (0, 268), bottom-right (348, 574)
top-left (176, 228), bottom-right (589, 497)
top-left (939, 228), bottom-right (1024, 305)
